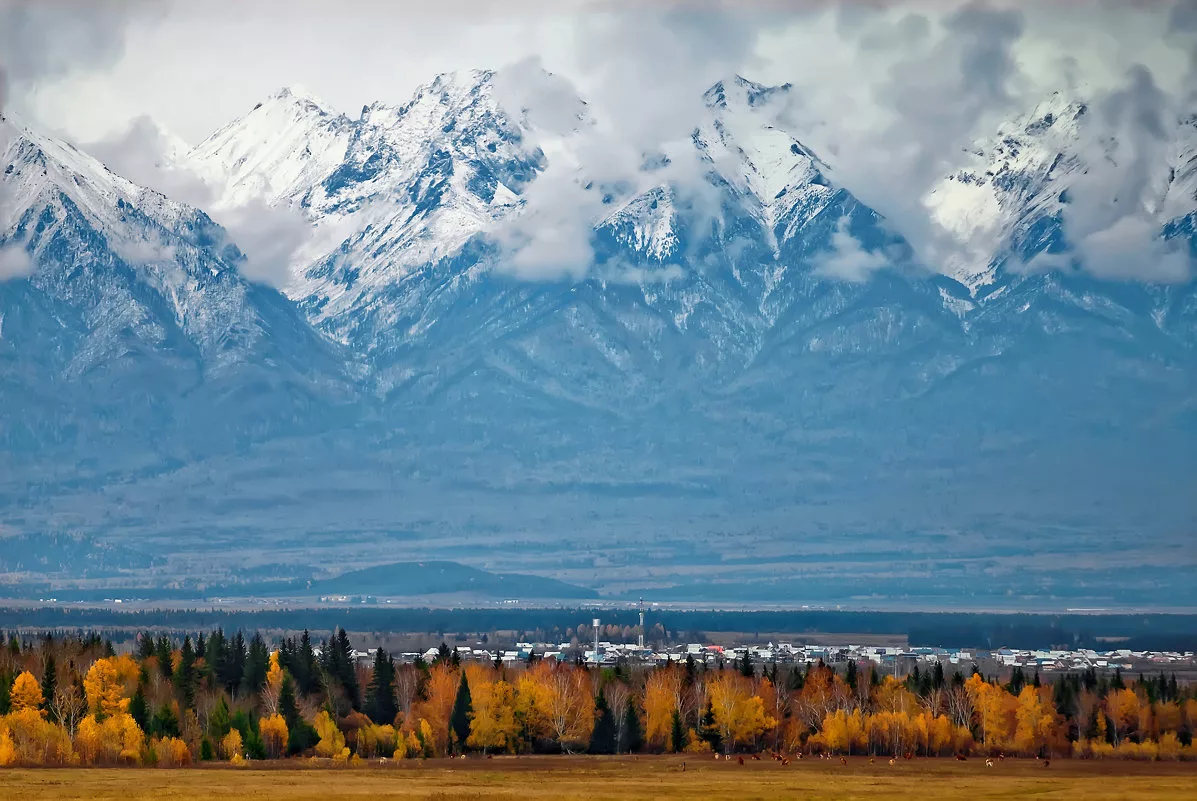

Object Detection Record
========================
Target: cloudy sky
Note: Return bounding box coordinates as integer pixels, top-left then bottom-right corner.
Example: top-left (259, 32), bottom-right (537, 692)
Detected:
top-left (2, 0), bottom-right (1195, 283)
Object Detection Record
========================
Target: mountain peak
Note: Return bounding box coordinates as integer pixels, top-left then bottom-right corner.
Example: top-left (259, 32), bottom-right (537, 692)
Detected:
top-left (704, 75), bottom-right (792, 111)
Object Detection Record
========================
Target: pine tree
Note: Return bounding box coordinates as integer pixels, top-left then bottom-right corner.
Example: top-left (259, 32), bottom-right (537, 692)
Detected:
top-left (932, 661), bottom-right (945, 690)
top-left (669, 709), bottom-right (686, 753)
top-left (684, 654), bottom-right (697, 687)
top-left (589, 693), bottom-right (617, 754)
top-left (739, 651), bottom-right (754, 678)
top-left (845, 660), bottom-right (858, 691)
top-left (450, 670), bottom-right (473, 753)
top-left (200, 738), bottom-right (214, 761)
top-left (620, 700), bottom-right (643, 754)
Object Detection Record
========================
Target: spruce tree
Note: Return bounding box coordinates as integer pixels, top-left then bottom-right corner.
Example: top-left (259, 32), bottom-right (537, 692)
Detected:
top-left (739, 652), bottom-right (754, 678)
top-left (620, 700), bottom-right (643, 754)
top-left (845, 660), bottom-right (858, 691)
top-left (932, 661), bottom-right (945, 690)
top-left (589, 693), bottom-right (617, 754)
top-left (367, 648), bottom-right (398, 725)
top-left (128, 687), bottom-right (149, 731)
top-left (156, 636), bottom-right (173, 679)
top-left (208, 696), bottom-right (231, 741)
top-left (699, 700), bottom-right (722, 753)
top-left (279, 672), bottom-right (300, 728)
top-left (450, 670), bottom-right (473, 752)
top-left (241, 633), bottom-right (270, 696)
top-left (175, 636), bottom-right (197, 709)
top-left (669, 709), bottom-right (686, 753)
top-left (297, 630), bottom-right (317, 695)
top-left (41, 653), bottom-right (57, 718)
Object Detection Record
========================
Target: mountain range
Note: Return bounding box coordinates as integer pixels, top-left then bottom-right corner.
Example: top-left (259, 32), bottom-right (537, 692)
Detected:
top-left (0, 71), bottom-right (1194, 607)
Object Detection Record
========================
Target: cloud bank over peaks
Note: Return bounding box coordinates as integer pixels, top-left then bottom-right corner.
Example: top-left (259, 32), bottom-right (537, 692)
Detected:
top-left (86, 114), bottom-right (312, 288)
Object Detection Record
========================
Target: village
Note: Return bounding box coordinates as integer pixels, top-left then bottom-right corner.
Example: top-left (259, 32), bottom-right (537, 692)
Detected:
top-left (368, 639), bottom-right (1197, 679)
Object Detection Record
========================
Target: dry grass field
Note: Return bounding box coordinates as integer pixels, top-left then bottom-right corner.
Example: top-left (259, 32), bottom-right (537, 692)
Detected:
top-left (3, 756), bottom-right (1196, 800)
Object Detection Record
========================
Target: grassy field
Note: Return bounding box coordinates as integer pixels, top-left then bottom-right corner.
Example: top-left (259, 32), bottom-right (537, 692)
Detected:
top-left (3, 756), bottom-right (1197, 800)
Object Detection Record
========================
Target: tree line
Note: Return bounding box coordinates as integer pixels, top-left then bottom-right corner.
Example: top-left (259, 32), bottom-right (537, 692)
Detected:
top-left (1, 630), bottom-right (1195, 766)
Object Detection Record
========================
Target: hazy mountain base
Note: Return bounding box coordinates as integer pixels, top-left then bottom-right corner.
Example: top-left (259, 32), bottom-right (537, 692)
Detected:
top-left (3, 366), bottom-right (1192, 607)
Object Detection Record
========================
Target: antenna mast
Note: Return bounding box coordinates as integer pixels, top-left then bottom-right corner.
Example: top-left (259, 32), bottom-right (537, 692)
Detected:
top-left (638, 598), bottom-right (645, 650)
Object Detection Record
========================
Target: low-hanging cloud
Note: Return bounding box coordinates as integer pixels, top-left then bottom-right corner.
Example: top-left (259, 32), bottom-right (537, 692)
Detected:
top-left (1060, 64), bottom-right (1192, 282)
top-left (86, 115), bottom-right (311, 288)
top-left (487, 2), bottom-right (768, 280)
top-left (0, 238), bottom-right (33, 280)
top-left (0, 0), bottom-right (159, 113)
top-left (9, 0), bottom-right (1197, 288)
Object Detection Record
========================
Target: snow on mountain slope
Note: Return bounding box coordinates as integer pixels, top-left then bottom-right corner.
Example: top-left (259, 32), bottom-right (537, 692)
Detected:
top-left (186, 71), bottom-right (544, 340)
top-left (925, 93), bottom-right (1197, 291)
top-left (0, 113), bottom-right (348, 422)
top-left (187, 86), bottom-right (357, 208)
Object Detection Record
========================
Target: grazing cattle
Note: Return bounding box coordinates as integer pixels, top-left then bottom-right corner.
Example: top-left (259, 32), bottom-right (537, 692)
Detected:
top-left (839, 757), bottom-right (848, 766)
top-left (955, 753), bottom-right (967, 761)
top-left (869, 758), bottom-right (875, 765)
top-left (714, 753), bottom-right (721, 760)
top-left (751, 754), bottom-right (761, 761)
top-left (738, 756), bottom-right (745, 766)
top-left (904, 752), bottom-right (913, 760)
top-left (486, 754), bottom-right (493, 760)
top-left (998, 753), bottom-right (1006, 761)
top-left (1043, 759), bottom-right (1051, 768)
top-left (781, 759), bottom-right (790, 766)
top-left (888, 758), bottom-right (896, 766)
top-left (985, 759), bottom-right (994, 767)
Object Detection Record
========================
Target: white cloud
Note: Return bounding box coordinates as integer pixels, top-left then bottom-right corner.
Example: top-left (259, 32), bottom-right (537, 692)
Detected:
top-left (7, 0), bottom-right (1196, 285)
top-left (0, 240), bottom-right (33, 280)
top-left (85, 115), bottom-right (311, 288)
top-left (814, 218), bottom-right (890, 283)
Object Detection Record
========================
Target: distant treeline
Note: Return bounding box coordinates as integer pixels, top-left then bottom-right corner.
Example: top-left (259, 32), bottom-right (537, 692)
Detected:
top-left (0, 608), bottom-right (1192, 651)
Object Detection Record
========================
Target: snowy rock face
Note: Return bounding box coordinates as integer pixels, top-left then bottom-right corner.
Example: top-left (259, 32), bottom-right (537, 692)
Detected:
top-left (1, 71), bottom-right (1195, 603)
top-left (0, 116), bottom-right (351, 463)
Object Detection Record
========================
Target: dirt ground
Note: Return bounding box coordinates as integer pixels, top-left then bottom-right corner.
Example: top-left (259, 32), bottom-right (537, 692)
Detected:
top-left (2, 756), bottom-right (1196, 800)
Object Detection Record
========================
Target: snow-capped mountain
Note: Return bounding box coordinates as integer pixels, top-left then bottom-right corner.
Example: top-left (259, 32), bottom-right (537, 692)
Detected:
top-left (1, 70), bottom-right (1195, 605)
top-left (0, 114), bottom-right (352, 467)
top-left (926, 92), bottom-right (1197, 290)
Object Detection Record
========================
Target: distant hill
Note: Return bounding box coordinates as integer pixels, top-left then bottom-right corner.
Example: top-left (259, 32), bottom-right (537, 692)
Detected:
top-left (307, 561), bottom-right (596, 600)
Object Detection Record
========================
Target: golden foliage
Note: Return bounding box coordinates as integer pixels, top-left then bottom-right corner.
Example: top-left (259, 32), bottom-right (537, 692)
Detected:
top-left (467, 679), bottom-right (518, 753)
top-left (313, 710), bottom-right (347, 759)
top-left (83, 657), bottom-right (137, 718)
top-left (75, 712), bottom-right (143, 765)
top-left (153, 736), bottom-right (191, 767)
top-left (10, 671), bottom-right (45, 714)
top-left (220, 728), bottom-right (243, 761)
top-left (259, 713), bottom-right (289, 759)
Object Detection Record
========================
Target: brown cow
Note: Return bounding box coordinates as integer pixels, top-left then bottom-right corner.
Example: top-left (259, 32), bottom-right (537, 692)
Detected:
top-left (738, 756), bottom-right (745, 766)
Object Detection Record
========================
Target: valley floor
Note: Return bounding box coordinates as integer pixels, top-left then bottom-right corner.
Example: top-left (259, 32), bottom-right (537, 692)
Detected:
top-left (4, 756), bottom-right (1197, 800)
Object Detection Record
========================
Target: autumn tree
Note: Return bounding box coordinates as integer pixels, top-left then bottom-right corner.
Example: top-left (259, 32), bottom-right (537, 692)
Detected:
top-left (9, 671), bottom-right (44, 714)
top-left (707, 672), bottom-right (776, 752)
